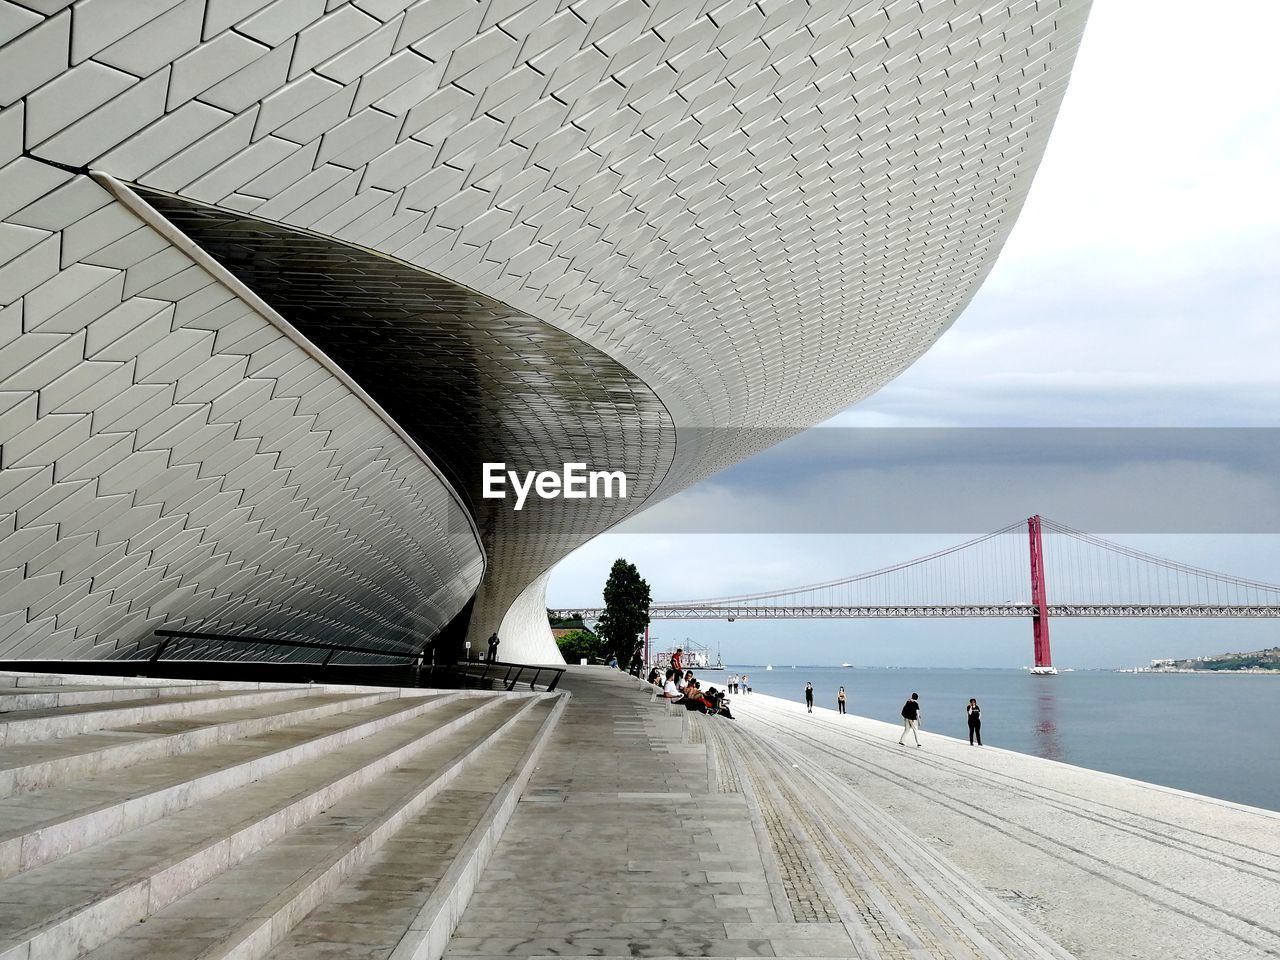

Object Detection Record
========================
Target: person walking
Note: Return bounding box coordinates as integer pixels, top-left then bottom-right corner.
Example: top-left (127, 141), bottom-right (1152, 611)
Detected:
top-left (837, 687), bottom-right (847, 715)
top-left (898, 692), bottom-right (922, 746)
top-left (671, 647), bottom-right (683, 675)
top-left (486, 632), bottom-right (500, 663)
top-left (741, 674), bottom-right (749, 694)
top-left (804, 682), bottom-right (814, 713)
top-left (966, 698), bottom-right (983, 746)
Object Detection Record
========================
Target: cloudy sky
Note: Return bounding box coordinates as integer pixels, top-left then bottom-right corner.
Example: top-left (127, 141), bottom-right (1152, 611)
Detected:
top-left (548, 0), bottom-right (1280, 668)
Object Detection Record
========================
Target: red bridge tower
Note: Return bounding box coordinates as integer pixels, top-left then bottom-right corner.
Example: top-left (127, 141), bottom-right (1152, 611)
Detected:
top-left (1028, 515), bottom-right (1055, 673)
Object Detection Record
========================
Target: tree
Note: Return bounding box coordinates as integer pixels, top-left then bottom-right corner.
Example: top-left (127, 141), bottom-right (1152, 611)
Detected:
top-left (555, 629), bottom-right (605, 663)
top-left (595, 558), bottom-right (651, 668)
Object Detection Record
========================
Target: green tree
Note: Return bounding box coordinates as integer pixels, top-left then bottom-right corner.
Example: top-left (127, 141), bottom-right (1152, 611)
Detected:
top-left (595, 558), bottom-right (651, 668)
top-left (555, 629), bottom-right (605, 663)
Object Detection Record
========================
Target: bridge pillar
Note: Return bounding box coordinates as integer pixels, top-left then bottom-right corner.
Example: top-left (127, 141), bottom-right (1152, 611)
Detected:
top-left (1028, 515), bottom-right (1053, 669)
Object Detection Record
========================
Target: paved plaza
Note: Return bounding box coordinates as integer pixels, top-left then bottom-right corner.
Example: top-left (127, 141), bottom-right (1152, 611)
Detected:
top-left (730, 691), bottom-right (1280, 960)
top-left (1, 668), bottom-right (1276, 958)
top-left (448, 671), bottom-right (1069, 959)
top-left (447, 670), bottom-right (1280, 960)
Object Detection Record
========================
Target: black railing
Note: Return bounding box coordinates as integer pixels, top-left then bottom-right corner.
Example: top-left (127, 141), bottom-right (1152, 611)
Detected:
top-left (141, 629), bottom-right (563, 692)
top-left (149, 629), bottom-right (418, 664)
top-left (0, 630), bottom-right (567, 693)
top-left (452, 657), bottom-right (565, 693)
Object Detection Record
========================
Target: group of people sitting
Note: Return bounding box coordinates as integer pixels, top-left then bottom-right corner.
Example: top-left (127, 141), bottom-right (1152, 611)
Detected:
top-left (645, 649), bottom-right (734, 719)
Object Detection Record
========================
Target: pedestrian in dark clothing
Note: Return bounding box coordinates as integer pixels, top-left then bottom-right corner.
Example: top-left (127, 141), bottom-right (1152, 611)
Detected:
top-left (804, 682), bottom-right (814, 713)
top-left (837, 687), bottom-right (847, 714)
top-left (486, 633), bottom-right (500, 663)
top-left (966, 698), bottom-right (983, 746)
top-left (898, 693), bottom-right (921, 746)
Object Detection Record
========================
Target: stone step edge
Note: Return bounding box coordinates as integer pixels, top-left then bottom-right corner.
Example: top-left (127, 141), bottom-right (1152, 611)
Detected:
top-left (0, 689), bottom-right (399, 797)
top-left (0, 687), bottom-right (320, 754)
top-left (0, 691), bottom-right (466, 880)
top-left (0, 673), bottom-right (220, 690)
top-left (0, 685), bottom-right (218, 714)
top-left (0, 695), bottom-right (516, 960)
top-left (388, 692), bottom-right (571, 960)
top-left (203, 695), bottom-right (553, 960)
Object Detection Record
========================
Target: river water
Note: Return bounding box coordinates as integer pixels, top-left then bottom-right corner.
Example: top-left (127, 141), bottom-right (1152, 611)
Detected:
top-left (715, 665), bottom-right (1280, 812)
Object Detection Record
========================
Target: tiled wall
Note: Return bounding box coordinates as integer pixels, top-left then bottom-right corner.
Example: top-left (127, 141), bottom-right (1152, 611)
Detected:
top-left (1, 0), bottom-right (1090, 661)
top-left (0, 172), bottom-right (483, 659)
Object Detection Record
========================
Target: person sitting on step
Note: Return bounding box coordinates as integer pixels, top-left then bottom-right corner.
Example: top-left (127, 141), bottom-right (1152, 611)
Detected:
top-left (660, 669), bottom-right (683, 701)
top-left (681, 680), bottom-right (713, 712)
top-left (704, 686), bottom-right (735, 720)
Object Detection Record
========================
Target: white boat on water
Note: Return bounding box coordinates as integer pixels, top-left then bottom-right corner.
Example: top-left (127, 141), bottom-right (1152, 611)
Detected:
top-left (766, 664), bottom-right (773, 671)
top-left (1029, 665), bottom-right (1059, 676)
top-left (841, 662), bottom-right (853, 668)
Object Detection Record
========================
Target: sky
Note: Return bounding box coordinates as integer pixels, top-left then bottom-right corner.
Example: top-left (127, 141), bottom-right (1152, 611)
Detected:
top-left (547, 0), bottom-right (1280, 669)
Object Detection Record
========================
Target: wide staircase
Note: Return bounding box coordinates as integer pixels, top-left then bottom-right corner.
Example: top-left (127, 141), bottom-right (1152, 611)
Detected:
top-left (0, 671), bottom-right (565, 960)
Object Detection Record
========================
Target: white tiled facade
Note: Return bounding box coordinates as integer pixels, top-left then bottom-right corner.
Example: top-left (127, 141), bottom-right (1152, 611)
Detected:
top-left (0, 0), bottom-right (1090, 664)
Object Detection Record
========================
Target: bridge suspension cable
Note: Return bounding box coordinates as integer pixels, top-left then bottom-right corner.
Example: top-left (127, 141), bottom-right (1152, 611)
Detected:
top-left (662, 520), bottom-right (1028, 608)
top-left (1039, 518), bottom-right (1280, 607)
top-left (549, 517), bottom-right (1280, 637)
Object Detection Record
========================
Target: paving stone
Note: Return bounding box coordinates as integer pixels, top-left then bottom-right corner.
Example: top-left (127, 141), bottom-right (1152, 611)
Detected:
top-left (736, 692), bottom-right (1280, 960)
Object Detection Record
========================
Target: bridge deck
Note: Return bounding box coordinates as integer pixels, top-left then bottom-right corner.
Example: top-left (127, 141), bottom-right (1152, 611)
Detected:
top-left (552, 605), bottom-right (1280, 619)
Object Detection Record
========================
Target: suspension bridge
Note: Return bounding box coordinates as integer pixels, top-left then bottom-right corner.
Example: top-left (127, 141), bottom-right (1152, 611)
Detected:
top-left (549, 517), bottom-right (1280, 674)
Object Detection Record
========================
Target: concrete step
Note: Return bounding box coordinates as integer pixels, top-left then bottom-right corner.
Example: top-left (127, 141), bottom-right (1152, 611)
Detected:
top-left (0, 690), bottom-right (396, 796)
top-left (0, 693), bottom-right (511, 960)
top-left (0, 673), bottom-right (213, 691)
top-left (0, 685), bottom-right (313, 746)
top-left (0, 675), bottom-right (90, 688)
top-left (0, 683), bottom-right (219, 713)
top-left (258, 695), bottom-right (566, 960)
top-left (77, 695), bottom-right (564, 960)
top-left (0, 670), bottom-right (213, 686)
top-left (0, 691), bottom-right (461, 878)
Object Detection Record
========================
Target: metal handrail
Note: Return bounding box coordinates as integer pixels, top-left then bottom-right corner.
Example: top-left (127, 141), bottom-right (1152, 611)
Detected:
top-left (453, 658), bottom-right (565, 693)
top-left (146, 629), bottom-right (562, 692)
top-left (151, 629), bottom-right (418, 663)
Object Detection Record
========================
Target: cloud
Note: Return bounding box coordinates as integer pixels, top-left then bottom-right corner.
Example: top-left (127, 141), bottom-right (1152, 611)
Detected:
top-left (620, 428), bottom-right (1280, 533)
top-left (837, 0), bottom-right (1280, 430)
